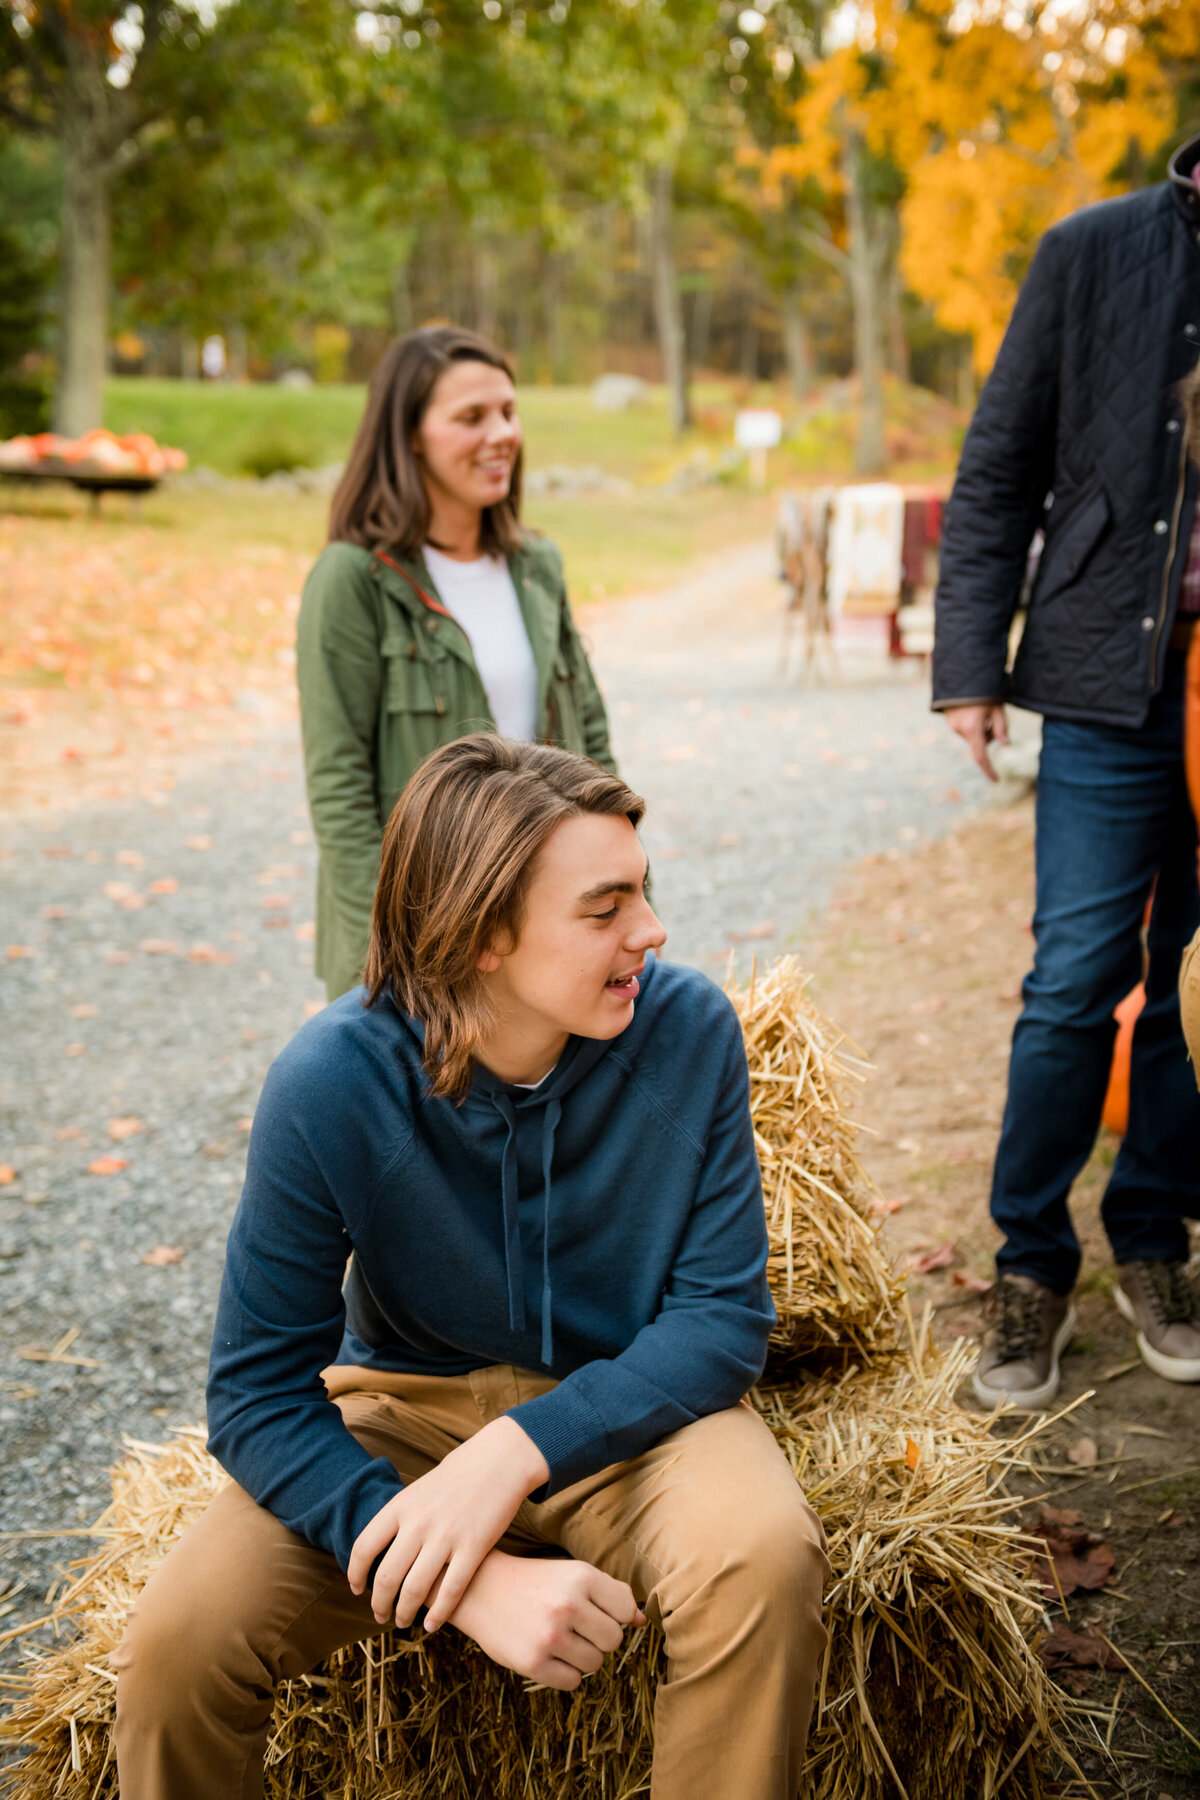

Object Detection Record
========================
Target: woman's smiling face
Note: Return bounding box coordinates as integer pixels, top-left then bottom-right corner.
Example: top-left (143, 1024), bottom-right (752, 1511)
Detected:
top-left (412, 359), bottom-right (521, 517)
top-left (479, 813), bottom-right (667, 1055)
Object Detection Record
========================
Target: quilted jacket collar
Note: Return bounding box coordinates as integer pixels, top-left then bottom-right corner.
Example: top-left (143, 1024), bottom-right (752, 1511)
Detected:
top-left (1167, 133), bottom-right (1200, 223)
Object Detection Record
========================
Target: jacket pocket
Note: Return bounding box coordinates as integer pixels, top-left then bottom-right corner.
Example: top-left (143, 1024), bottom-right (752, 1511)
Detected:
top-left (381, 631), bottom-right (444, 716)
top-left (1032, 486), bottom-right (1111, 606)
top-left (546, 648), bottom-right (582, 748)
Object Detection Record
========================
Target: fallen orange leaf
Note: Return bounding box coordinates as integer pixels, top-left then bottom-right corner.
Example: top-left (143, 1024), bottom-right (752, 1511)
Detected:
top-left (140, 938), bottom-right (182, 956)
top-left (0, 1164), bottom-right (15, 1186)
top-left (88, 1155), bottom-right (128, 1175)
top-left (7, 944), bottom-right (34, 960)
top-left (149, 877), bottom-right (179, 894)
top-left (107, 1116), bottom-right (143, 1142)
top-left (65, 1042), bottom-right (87, 1057)
top-left (188, 942), bottom-right (235, 964)
top-left (185, 834), bottom-right (213, 851)
top-left (140, 1244), bottom-right (185, 1266)
top-left (905, 1438), bottom-right (922, 1471)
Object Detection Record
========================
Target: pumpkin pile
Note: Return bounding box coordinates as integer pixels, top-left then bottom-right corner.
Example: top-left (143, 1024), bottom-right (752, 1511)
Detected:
top-left (0, 428), bottom-right (187, 476)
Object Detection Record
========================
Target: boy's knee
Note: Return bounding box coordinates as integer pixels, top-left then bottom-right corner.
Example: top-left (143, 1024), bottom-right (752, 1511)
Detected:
top-left (114, 1560), bottom-right (268, 1729)
top-left (671, 1490), bottom-right (828, 1638)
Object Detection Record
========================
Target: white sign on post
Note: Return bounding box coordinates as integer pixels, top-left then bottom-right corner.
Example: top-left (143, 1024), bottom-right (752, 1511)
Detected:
top-left (734, 408), bottom-right (782, 489)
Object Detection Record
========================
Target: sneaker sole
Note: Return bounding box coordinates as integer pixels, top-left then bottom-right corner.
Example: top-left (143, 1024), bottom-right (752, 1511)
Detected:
top-left (971, 1303), bottom-right (1077, 1412)
top-left (1114, 1285), bottom-right (1200, 1383)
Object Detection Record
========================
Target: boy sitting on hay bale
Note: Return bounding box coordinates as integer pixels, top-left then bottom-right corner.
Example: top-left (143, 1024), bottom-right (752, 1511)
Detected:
top-left (113, 735), bottom-right (830, 1800)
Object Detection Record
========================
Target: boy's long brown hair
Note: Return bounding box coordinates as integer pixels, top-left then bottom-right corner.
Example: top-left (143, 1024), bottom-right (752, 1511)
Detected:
top-left (365, 736), bottom-right (645, 1101)
top-left (328, 326), bottom-right (524, 559)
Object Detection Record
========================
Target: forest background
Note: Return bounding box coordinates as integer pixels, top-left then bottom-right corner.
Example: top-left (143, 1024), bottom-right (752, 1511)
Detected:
top-left (3, 0), bottom-right (1200, 480)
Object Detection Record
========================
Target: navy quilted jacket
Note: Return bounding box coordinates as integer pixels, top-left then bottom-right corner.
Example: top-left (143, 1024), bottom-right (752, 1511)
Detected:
top-left (933, 135), bottom-right (1200, 727)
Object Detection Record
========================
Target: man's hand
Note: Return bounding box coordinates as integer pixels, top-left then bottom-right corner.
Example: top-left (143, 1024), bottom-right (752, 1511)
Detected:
top-left (449, 1549), bottom-right (646, 1691)
top-left (347, 1416), bottom-right (550, 1631)
top-left (942, 703), bottom-right (1010, 783)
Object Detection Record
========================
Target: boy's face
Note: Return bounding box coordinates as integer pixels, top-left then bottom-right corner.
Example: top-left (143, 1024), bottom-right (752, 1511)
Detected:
top-left (480, 814), bottom-right (667, 1046)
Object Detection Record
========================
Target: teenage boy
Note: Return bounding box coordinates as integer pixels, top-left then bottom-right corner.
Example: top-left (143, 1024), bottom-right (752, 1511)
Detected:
top-left (114, 735), bottom-right (829, 1800)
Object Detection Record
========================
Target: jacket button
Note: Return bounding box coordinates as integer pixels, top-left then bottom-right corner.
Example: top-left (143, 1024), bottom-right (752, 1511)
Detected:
top-left (1188, 324), bottom-right (1199, 339)
top-left (1142, 617), bottom-right (1155, 630)
top-left (1154, 519), bottom-right (1169, 534)
top-left (427, 619), bottom-right (439, 633)
top-left (1168, 419), bottom-right (1182, 433)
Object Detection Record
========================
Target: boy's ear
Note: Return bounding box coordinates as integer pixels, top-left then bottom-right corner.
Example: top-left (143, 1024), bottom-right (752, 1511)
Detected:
top-left (477, 948), bottom-right (503, 974)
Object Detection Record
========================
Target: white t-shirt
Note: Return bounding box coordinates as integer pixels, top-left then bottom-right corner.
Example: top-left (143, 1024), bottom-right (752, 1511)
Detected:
top-left (422, 545), bottom-right (539, 742)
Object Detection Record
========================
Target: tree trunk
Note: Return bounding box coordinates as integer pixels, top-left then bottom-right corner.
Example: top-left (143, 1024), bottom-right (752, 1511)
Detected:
top-left (227, 321), bottom-right (248, 382)
top-left (648, 163), bottom-right (691, 434)
top-left (782, 287), bottom-right (812, 401)
top-left (55, 65), bottom-right (112, 436)
top-left (691, 280), bottom-right (713, 372)
top-left (883, 214), bottom-right (908, 383)
top-left (843, 128), bottom-right (887, 476)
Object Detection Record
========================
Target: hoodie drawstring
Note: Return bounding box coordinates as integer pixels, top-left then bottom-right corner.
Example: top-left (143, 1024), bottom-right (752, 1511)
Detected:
top-left (539, 1099), bottom-right (561, 1368)
top-left (490, 1092), bottom-right (562, 1369)
top-left (493, 1094), bottom-right (526, 1338)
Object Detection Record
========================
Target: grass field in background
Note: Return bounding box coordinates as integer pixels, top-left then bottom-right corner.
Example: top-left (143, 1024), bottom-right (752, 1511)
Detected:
top-left (103, 375), bottom-right (965, 487)
top-left (1, 471), bottom-right (774, 606)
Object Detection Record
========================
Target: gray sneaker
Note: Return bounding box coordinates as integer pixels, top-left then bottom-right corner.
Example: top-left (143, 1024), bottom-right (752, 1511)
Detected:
top-left (972, 1274), bottom-right (1076, 1411)
top-left (1115, 1261), bottom-right (1200, 1383)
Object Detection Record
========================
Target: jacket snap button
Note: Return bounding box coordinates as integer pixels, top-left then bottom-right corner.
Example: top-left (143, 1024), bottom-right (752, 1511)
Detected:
top-left (1142, 617), bottom-right (1155, 630)
top-left (1168, 419), bottom-right (1181, 433)
top-left (1187, 324), bottom-right (1199, 338)
top-left (1154, 519), bottom-right (1169, 534)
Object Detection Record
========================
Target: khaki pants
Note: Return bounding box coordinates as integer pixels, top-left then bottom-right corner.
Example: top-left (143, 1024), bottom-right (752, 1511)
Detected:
top-left (113, 1365), bottom-right (828, 1800)
top-left (1182, 925), bottom-right (1200, 1087)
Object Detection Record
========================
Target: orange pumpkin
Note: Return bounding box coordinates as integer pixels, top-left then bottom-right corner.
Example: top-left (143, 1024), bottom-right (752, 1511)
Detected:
top-left (1101, 982), bottom-right (1146, 1136)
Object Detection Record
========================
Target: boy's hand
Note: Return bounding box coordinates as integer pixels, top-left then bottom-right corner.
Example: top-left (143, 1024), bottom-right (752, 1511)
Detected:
top-left (449, 1549), bottom-right (646, 1690)
top-left (347, 1416), bottom-right (550, 1631)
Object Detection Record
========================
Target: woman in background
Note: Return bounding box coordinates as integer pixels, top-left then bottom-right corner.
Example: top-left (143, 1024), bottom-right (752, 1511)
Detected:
top-left (298, 325), bottom-right (615, 999)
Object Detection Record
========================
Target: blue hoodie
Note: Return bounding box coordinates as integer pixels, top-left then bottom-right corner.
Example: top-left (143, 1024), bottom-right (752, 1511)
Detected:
top-left (207, 954), bottom-right (773, 1574)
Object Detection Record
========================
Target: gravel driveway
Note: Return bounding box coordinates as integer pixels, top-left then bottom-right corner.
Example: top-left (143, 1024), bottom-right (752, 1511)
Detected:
top-left (0, 539), bottom-right (976, 1665)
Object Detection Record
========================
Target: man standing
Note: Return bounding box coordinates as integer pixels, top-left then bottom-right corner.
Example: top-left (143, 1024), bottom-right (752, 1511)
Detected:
top-left (934, 131), bottom-right (1200, 1407)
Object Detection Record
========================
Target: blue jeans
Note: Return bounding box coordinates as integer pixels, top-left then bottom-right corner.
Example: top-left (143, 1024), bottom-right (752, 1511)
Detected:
top-left (991, 651), bottom-right (1200, 1293)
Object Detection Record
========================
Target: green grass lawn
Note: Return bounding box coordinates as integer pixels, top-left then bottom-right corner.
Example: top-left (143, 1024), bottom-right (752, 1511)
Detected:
top-left (103, 374), bottom-right (965, 487)
top-left (103, 377), bottom-right (750, 482)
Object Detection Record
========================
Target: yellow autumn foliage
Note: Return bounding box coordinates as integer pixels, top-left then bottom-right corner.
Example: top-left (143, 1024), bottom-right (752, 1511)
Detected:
top-left (771, 0), bottom-right (1193, 375)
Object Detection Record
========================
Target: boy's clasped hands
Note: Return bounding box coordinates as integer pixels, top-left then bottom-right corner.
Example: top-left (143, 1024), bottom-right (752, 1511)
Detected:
top-left (347, 1413), bottom-right (646, 1690)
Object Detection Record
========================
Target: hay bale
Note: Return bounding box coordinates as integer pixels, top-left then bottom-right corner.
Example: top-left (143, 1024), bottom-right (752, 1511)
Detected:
top-left (1, 961), bottom-right (1078, 1796)
top-left (0, 1327), bottom-right (1071, 1800)
top-left (727, 957), bottom-right (901, 1370)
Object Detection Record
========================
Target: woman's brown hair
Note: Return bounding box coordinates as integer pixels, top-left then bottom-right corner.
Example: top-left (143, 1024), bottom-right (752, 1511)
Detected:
top-left (328, 326), bottom-right (524, 559)
top-left (364, 736), bottom-right (645, 1101)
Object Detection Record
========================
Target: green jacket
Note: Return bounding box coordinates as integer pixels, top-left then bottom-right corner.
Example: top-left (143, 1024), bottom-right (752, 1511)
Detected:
top-left (297, 535), bottom-right (616, 999)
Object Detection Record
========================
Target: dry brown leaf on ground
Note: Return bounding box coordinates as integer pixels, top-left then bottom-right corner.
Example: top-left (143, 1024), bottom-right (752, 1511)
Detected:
top-left (106, 1118), bottom-right (143, 1143)
top-left (1038, 1627), bottom-right (1128, 1672)
top-left (86, 1156), bottom-right (127, 1176)
top-left (1029, 1506), bottom-right (1115, 1596)
top-left (951, 1269), bottom-right (993, 1296)
top-left (140, 1245), bottom-right (185, 1267)
top-left (908, 1242), bottom-right (957, 1275)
